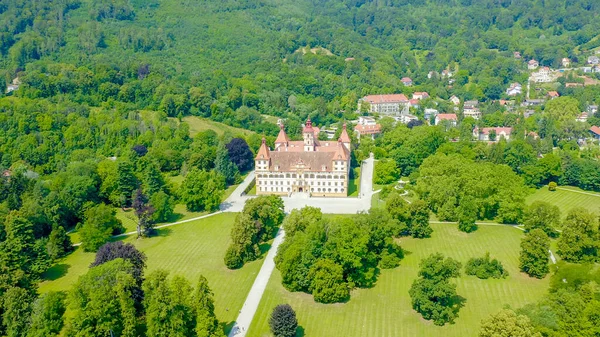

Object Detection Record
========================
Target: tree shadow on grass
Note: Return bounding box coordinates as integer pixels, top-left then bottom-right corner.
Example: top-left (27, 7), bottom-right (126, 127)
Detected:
top-left (451, 294), bottom-right (467, 318)
top-left (296, 326), bottom-right (305, 337)
top-left (165, 212), bottom-right (184, 223)
top-left (155, 228), bottom-right (173, 237)
top-left (222, 321), bottom-right (235, 335)
top-left (42, 263), bottom-right (70, 281)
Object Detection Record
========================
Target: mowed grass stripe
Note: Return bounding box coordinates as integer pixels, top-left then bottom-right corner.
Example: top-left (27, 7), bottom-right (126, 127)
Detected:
top-left (527, 186), bottom-right (600, 215)
top-left (39, 213), bottom-right (262, 331)
top-left (248, 224), bottom-right (548, 337)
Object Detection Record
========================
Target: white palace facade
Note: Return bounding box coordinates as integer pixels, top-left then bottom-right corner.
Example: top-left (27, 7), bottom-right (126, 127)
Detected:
top-left (254, 118), bottom-right (351, 197)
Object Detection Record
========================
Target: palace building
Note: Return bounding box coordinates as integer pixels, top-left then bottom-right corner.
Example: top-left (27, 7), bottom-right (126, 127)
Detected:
top-left (254, 118), bottom-right (351, 197)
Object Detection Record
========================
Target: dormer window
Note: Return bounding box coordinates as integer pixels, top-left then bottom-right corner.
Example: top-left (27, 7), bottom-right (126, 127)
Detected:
top-left (321, 165), bottom-right (327, 171)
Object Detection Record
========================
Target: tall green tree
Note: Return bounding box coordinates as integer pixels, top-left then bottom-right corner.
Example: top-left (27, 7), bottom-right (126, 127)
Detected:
top-left (116, 160), bottom-right (138, 207)
top-left (214, 143), bottom-right (238, 186)
top-left (181, 169), bottom-right (225, 212)
top-left (269, 304), bottom-right (298, 337)
top-left (557, 208), bottom-right (600, 262)
top-left (523, 201), bottom-right (560, 237)
top-left (79, 203), bottom-right (124, 252)
top-left (27, 291), bottom-right (67, 337)
top-left (2, 287), bottom-right (33, 337)
top-left (193, 276), bottom-right (222, 337)
top-left (479, 309), bottom-right (541, 337)
top-left (519, 229), bottom-right (550, 278)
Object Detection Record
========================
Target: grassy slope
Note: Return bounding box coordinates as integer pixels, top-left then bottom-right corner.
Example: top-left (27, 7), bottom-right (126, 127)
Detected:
top-left (526, 186), bottom-right (600, 215)
top-left (39, 213), bottom-right (262, 332)
top-left (182, 116), bottom-right (255, 137)
top-left (248, 223), bottom-right (549, 337)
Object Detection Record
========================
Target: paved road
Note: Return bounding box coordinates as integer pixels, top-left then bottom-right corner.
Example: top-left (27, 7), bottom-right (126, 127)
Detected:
top-left (228, 228), bottom-right (286, 337)
top-left (220, 156), bottom-right (376, 214)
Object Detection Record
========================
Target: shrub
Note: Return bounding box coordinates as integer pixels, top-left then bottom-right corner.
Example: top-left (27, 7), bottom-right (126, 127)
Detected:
top-left (465, 253), bottom-right (508, 279)
top-left (269, 304), bottom-right (298, 337)
top-left (548, 182), bottom-right (557, 191)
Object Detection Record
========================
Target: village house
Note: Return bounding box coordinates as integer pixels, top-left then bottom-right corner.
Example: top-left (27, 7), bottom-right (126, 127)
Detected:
top-left (255, 119), bottom-right (351, 197)
top-left (506, 83), bottom-right (522, 96)
top-left (395, 114), bottom-right (419, 125)
top-left (463, 100), bottom-right (481, 120)
top-left (582, 67), bottom-right (593, 73)
top-left (588, 105), bottom-right (598, 114)
top-left (424, 108), bottom-right (439, 121)
top-left (528, 59), bottom-right (539, 70)
top-left (449, 95), bottom-right (460, 105)
top-left (521, 99), bottom-right (546, 107)
top-left (5, 77), bottom-right (20, 93)
top-left (577, 112), bottom-right (588, 123)
top-left (359, 94), bottom-right (409, 115)
top-left (441, 69), bottom-right (452, 78)
top-left (354, 118), bottom-right (382, 140)
top-left (409, 99), bottom-right (420, 109)
top-left (590, 126), bottom-right (600, 140)
top-left (565, 82), bottom-right (584, 88)
top-left (514, 51), bottom-right (522, 59)
top-left (531, 67), bottom-right (553, 83)
top-left (547, 91), bottom-right (560, 99)
top-left (562, 58), bottom-right (571, 67)
top-left (412, 92), bottom-right (429, 100)
top-left (427, 71), bottom-right (437, 79)
top-left (588, 56), bottom-right (600, 65)
top-left (401, 77), bottom-right (413, 87)
top-left (473, 127), bottom-right (513, 142)
top-left (435, 114), bottom-right (457, 126)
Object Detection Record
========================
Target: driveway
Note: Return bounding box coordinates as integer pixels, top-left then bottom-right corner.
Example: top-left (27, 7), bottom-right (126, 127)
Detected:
top-left (220, 155), bottom-right (375, 214)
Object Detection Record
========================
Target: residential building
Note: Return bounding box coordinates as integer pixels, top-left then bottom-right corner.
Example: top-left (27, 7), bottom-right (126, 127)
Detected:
top-left (531, 67), bottom-right (553, 83)
top-left (355, 124), bottom-right (381, 140)
top-left (463, 101), bottom-right (481, 120)
top-left (528, 59), bottom-right (539, 70)
top-left (588, 56), bottom-right (600, 65)
top-left (473, 127), bottom-right (513, 141)
top-left (424, 108), bottom-right (439, 121)
top-left (359, 94), bottom-right (409, 115)
top-left (588, 105), bottom-right (598, 114)
top-left (514, 51), bottom-right (522, 59)
top-left (562, 58), bottom-right (571, 67)
top-left (522, 99), bottom-right (545, 107)
top-left (506, 83), bottom-right (522, 96)
top-left (435, 114), bottom-right (457, 126)
top-left (590, 126), bottom-right (600, 140)
top-left (412, 92), bottom-right (429, 100)
top-left (358, 116), bottom-right (377, 126)
top-left (547, 91), bottom-right (560, 99)
top-left (577, 112), bottom-right (588, 122)
top-left (255, 119), bottom-right (351, 197)
top-left (401, 77), bottom-right (413, 86)
top-left (441, 69), bottom-right (452, 78)
top-left (395, 114), bottom-right (419, 124)
top-left (565, 82), bottom-right (583, 88)
top-left (409, 99), bottom-right (420, 109)
top-left (449, 95), bottom-right (460, 105)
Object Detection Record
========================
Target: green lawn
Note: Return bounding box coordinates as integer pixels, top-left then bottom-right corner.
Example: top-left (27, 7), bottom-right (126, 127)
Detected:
top-left (40, 213), bottom-right (263, 333)
top-left (526, 186), bottom-right (600, 215)
top-left (182, 116), bottom-right (255, 137)
top-left (247, 223), bottom-right (549, 337)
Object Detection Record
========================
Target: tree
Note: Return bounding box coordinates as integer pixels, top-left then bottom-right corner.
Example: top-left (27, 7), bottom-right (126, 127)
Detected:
top-left (408, 200), bottom-right (432, 238)
top-left (215, 143), bottom-right (238, 185)
top-left (523, 201), bottom-right (560, 237)
top-left (116, 160), bottom-right (138, 207)
top-left (91, 241), bottom-right (147, 305)
top-left (2, 287), bottom-right (33, 337)
top-left (457, 197), bottom-right (478, 233)
top-left (149, 190), bottom-right (175, 223)
top-left (224, 213), bottom-right (259, 269)
top-left (79, 203), bottom-right (124, 252)
top-left (143, 161), bottom-right (165, 196)
top-left (132, 189), bottom-right (155, 238)
top-left (479, 309), bottom-right (541, 337)
top-left (308, 259), bottom-right (349, 303)
top-left (465, 253), bottom-right (508, 279)
top-left (143, 270), bottom-right (195, 337)
top-left (269, 304), bottom-right (298, 337)
top-left (281, 206), bottom-right (323, 238)
top-left (557, 208), bottom-right (600, 262)
top-left (374, 159), bottom-right (400, 185)
top-left (181, 169), bottom-right (225, 212)
top-left (193, 276), bottom-right (222, 337)
top-left (519, 229), bottom-right (550, 278)
top-left (226, 138), bottom-right (254, 172)
top-left (46, 226), bottom-right (73, 260)
top-left (27, 291), bottom-right (67, 337)
top-left (242, 195), bottom-right (285, 242)
top-left (67, 259), bottom-right (137, 337)
top-left (409, 253), bottom-right (462, 325)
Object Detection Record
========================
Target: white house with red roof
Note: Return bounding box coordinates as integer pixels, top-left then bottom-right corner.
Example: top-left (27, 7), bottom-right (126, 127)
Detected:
top-left (401, 77), bottom-right (413, 86)
top-left (435, 114), bottom-right (457, 126)
top-left (547, 91), bottom-right (560, 99)
top-left (412, 92), bottom-right (430, 100)
top-left (359, 94), bottom-right (409, 115)
top-left (590, 126), bottom-right (600, 140)
top-left (473, 127), bottom-right (513, 141)
top-left (506, 83), bottom-right (522, 96)
top-left (255, 118), bottom-right (352, 197)
top-left (562, 58), bottom-right (571, 67)
top-left (528, 59), bottom-right (539, 70)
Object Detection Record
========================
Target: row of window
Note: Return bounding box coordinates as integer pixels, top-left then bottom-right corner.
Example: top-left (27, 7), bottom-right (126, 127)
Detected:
top-left (257, 173), bottom-right (346, 179)
top-left (257, 180), bottom-right (345, 187)
top-left (258, 187), bottom-right (345, 193)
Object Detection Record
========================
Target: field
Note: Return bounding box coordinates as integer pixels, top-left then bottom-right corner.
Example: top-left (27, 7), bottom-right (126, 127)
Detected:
top-left (247, 223), bottom-right (549, 337)
top-left (39, 213), bottom-right (263, 333)
top-left (182, 116), bottom-right (255, 137)
top-left (526, 186), bottom-right (600, 215)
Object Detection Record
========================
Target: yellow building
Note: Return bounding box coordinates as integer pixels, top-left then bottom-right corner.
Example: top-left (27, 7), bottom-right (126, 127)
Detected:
top-left (255, 118), bottom-right (351, 197)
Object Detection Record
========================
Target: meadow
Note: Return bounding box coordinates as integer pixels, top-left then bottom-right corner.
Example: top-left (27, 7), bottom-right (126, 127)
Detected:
top-left (526, 185), bottom-right (600, 215)
top-left (182, 116), bottom-right (255, 137)
top-left (39, 213), bottom-right (263, 333)
top-left (247, 223), bottom-right (549, 337)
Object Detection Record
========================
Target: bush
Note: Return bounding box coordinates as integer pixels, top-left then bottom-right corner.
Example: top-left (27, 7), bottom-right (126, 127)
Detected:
top-left (548, 182), bottom-right (557, 191)
top-left (465, 253), bottom-right (508, 279)
top-left (308, 259), bottom-right (349, 303)
top-left (269, 304), bottom-right (298, 337)
top-left (224, 246), bottom-right (243, 269)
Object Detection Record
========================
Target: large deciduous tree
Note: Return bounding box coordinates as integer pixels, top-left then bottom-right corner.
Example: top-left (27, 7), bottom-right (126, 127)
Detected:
top-left (557, 208), bottom-right (600, 262)
top-left (79, 203), bottom-right (124, 252)
top-left (27, 291), bottom-right (67, 337)
top-left (523, 201), bottom-right (560, 237)
top-left (519, 229), bottom-right (550, 278)
top-left (409, 253), bottom-right (462, 325)
top-left (181, 169), bottom-right (225, 212)
top-left (226, 138), bottom-right (254, 172)
top-left (479, 309), bottom-right (541, 337)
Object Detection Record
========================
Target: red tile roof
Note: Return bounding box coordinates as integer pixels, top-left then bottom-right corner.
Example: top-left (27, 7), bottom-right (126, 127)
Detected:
top-left (477, 127), bottom-right (513, 135)
top-left (436, 114), bottom-right (457, 121)
top-left (339, 123), bottom-right (351, 143)
top-left (363, 94), bottom-right (408, 104)
top-left (275, 124), bottom-right (289, 144)
top-left (590, 126), bottom-right (600, 136)
top-left (547, 91), bottom-right (559, 97)
top-left (255, 138), bottom-right (270, 160)
top-left (355, 124), bottom-right (381, 135)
